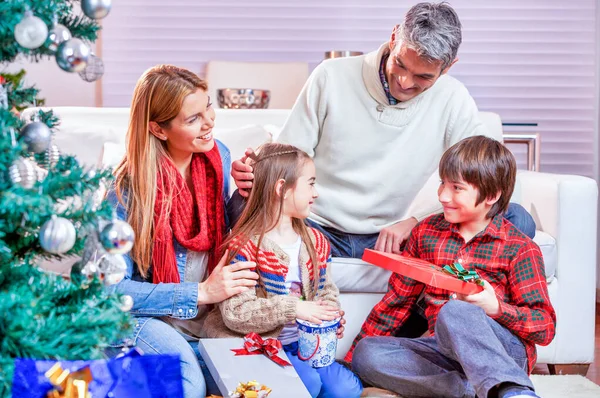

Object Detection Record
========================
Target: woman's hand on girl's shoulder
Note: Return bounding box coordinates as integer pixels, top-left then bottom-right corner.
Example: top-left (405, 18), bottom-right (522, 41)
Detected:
top-left (197, 250), bottom-right (258, 305)
top-left (296, 300), bottom-right (340, 324)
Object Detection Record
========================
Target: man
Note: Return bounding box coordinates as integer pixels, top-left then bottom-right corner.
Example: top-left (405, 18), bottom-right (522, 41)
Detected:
top-left (231, 2), bottom-right (535, 260)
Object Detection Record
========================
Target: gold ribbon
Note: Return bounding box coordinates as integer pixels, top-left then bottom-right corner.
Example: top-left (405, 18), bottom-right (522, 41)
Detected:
top-left (45, 363), bottom-right (93, 398)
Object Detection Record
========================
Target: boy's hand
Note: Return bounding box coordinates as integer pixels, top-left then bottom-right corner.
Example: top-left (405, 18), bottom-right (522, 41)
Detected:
top-left (296, 300), bottom-right (340, 324)
top-left (336, 309), bottom-right (346, 339)
top-left (455, 280), bottom-right (500, 317)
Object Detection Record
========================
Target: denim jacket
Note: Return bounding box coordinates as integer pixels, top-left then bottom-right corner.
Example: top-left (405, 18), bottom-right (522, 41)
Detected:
top-left (106, 140), bottom-right (230, 346)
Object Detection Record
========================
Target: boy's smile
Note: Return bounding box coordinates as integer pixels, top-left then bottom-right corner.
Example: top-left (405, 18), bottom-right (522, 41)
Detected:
top-left (438, 178), bottom-right (500, 240)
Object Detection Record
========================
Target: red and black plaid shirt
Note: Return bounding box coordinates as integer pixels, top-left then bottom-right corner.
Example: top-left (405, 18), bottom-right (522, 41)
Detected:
top-left (345, 213), bottom-right (556, 373)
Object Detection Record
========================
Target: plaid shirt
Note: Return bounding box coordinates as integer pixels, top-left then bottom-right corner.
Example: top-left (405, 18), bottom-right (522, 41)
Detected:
top-left (345, 213), bottom-right (556, 373)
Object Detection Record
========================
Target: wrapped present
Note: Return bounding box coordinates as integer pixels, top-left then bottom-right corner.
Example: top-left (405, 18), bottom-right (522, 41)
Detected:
top-left (231, 380), bottom-right (272, 398)
top-left (363, 249), bottom-right (484, 295)
top-left (11, 348), bottom-right (183, 398)
top-left (231, 333), bottom-right (291, 367)
top-left (199, 337), bottom-right (311, 398)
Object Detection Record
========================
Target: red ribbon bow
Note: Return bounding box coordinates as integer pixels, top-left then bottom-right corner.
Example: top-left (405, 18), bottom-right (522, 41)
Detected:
top-left (231, 333), bottom-right (291, 367)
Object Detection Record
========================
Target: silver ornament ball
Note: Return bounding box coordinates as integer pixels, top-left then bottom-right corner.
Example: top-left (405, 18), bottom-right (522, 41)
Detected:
top-left (39, 215), bottom-right (77, 254)
top-left (14, 10), bottom-right (48, 49)
top-left (9, 157), bottom-right (37, 189)
top-left (46, 23), bottom-right (71, 53)
top-left (82, 0), bottom-right (112, 19)
top-left (20, 121), bottom-right (52, 153)
top-left (100, 220), bottom-right (135, 254)
top-left (45, 143), bottom-right (61, 168)
top-left (56, 38), bottom-right (90, 73)
top-left (120, 295), bottom-right (134, 312)
top-left (101, 254), bottom-right (127, 285)
top-left (97, 252), bottom-right (127, 274)
top-left (78, 54), bottom-right (104, 82)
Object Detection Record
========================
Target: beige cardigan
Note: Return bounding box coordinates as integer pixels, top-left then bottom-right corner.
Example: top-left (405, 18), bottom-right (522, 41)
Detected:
top-left (202, 230), bottom-right (339, 338)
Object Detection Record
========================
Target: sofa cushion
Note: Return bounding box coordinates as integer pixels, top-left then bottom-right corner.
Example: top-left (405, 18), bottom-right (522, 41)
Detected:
top-left (534, 230), bottom-right (557, 281)
top-left (331, 229), bottom-right (557, 293)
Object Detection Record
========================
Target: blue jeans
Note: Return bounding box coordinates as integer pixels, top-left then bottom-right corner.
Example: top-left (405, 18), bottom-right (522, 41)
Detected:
top-left (306, 203), bottom-right (536, 259)
top-left (352, 300), bottom-right (535, 398)
top-left (107, 318), bottom-right (219, 398)
top-left (283, 342), bottom-right (362, 398)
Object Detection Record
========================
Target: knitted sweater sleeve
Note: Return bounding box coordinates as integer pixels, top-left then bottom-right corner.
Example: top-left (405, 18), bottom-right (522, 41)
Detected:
top-left (311, 228), bottom-right (340, 306)
top-left (276, 62), bottom-right (329, 157)
top-left (218, 254), bottom-right (299, 335)
top-left (410, 83), bottom-right (498, 222)
top-left (445, 83), bottom-right (501, 146)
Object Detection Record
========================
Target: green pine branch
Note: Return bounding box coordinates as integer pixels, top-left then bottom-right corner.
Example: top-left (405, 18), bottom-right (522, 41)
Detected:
top-left (0, 0), bottom-right (100, 63)
top-left (0, 2), bottom-right (131, 396)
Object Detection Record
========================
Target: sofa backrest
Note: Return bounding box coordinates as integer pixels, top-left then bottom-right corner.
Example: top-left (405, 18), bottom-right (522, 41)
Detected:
top-left (21, 107), bottom-right (503, 168)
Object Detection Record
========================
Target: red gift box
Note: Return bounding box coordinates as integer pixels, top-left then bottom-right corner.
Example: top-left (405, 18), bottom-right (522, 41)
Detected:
top-left (362, 249), bottom-right (483, 295)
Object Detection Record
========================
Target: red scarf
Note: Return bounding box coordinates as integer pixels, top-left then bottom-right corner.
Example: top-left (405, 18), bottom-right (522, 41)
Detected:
top-left (152, 146), bottom-right (224, 284)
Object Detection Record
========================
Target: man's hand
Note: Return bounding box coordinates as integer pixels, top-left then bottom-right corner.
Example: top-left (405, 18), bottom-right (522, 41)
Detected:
top-left (231, 148), bottom-right (256, 197)
top-left (455, 280), bottom-right (500, 316)
top-left (374, 217), bottom-right (418, 254)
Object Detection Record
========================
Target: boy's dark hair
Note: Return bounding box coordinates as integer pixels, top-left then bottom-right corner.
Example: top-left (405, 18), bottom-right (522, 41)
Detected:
top-left (439, 135), bottom-right (516, 219)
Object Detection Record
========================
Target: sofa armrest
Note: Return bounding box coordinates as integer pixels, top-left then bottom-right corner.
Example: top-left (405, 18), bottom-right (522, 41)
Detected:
top-left (518, 170), bottom-right (598, 362)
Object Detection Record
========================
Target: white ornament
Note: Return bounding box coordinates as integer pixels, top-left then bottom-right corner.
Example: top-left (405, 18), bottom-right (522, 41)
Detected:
top-left (120, 295), bottom-right (134, 312)
top-left (82, 0), bottom-right (112, 19)
top-left (39, 215), bottom-right (77, 254)
top-left (0, 84), bottom-right (8, 110)
top-left (14, 10), bottom-right (48, 49)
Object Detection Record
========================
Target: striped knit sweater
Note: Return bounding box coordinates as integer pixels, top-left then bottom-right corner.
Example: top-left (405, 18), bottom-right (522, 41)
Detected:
top-left (202, 228), bottom-right (339, 338)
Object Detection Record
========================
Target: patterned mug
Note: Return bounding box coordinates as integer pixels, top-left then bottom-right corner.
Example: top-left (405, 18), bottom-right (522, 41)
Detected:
top-left (296, 317), bottom-right (341, 368)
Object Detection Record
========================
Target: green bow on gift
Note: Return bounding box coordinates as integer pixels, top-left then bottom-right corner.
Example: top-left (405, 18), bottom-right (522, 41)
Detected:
top-left (441, 262), bottom-right (484, 286)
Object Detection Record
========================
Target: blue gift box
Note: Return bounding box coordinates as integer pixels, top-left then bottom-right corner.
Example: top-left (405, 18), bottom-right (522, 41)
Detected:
top-left (11, 349), bottom-right (183, 398)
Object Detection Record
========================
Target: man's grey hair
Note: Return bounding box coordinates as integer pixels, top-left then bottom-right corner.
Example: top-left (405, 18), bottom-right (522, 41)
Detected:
top-left (395, 2), bottom-right (462, 70)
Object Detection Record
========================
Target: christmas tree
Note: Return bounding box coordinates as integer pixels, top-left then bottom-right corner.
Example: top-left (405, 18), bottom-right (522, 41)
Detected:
top-left (0, 1), bottom-right (130, 395)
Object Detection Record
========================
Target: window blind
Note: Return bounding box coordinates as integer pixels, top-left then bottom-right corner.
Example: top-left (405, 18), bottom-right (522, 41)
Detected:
top-left (101, 0), bottom-right (598, 177)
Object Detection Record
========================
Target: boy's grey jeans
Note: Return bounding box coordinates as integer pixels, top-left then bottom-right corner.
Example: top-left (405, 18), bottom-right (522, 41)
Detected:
top-left (352, 300), bottom-right (535, 398)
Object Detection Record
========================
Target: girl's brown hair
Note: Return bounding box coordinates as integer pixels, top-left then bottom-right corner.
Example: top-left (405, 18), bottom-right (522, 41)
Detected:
top-left (113, 65), bottom-right (208, 278)
top-left (223, 143), bottom-right (320, 291)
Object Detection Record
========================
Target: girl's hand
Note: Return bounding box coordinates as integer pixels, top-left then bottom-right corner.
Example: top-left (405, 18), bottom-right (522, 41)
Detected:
top-left (336, 309), bottom-right (346, 339)
top-left (296, 300), bottom-right (339, 324)
top-left (197, 250), bottom-right (258, 305)
top-left (454, 280), bottom-right (500, 316)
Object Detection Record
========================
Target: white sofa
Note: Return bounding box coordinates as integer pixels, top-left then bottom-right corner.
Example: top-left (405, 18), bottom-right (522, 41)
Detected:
top-left (24, 107), bottom-right (598, 374)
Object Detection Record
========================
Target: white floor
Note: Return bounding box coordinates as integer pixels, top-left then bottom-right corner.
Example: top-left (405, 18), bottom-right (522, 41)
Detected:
top-left (530, 375), bottom-right (600, 398)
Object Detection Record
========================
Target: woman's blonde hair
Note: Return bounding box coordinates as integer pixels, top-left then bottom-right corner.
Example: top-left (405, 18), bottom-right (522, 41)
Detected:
top-left (113, 65), bottom-right (208, 278)
top-left (223, 143), bottom-right (320, 292)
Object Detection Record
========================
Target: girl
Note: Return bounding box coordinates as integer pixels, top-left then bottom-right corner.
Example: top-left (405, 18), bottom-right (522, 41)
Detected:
top-left (105, 65), bottom-right (258, 398)
top-left (203, 143), bottom-right (363, 398)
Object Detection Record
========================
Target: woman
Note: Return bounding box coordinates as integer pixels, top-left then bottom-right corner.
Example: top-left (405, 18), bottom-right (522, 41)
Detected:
top-left (106, 65), bottom-right (258, 398)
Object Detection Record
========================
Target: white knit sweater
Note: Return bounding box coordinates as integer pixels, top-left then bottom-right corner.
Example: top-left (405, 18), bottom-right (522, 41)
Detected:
top-left (278, 43), bottom-right (501, 234)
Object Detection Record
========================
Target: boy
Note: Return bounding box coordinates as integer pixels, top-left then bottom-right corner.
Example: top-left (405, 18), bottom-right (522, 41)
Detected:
top-left (347, 136), bottom-right (556, 398)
